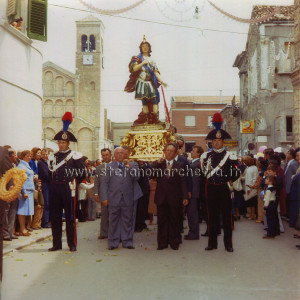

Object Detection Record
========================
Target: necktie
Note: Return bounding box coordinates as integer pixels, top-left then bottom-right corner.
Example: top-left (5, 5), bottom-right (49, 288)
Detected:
top-left (167, 161), bottom-right (172, 177)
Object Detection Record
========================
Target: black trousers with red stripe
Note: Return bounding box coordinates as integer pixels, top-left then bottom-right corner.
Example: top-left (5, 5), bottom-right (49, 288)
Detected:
top-left (206, 182), bottom-right (232, 248)
top-left (50, 184), bottom-right (76, 249)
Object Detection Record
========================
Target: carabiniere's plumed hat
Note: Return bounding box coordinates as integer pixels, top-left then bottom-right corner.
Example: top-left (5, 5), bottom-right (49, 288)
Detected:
top-left (53, 112), bottom-right (77, 142)
top-left (205, 113), bottom-right (232, 140)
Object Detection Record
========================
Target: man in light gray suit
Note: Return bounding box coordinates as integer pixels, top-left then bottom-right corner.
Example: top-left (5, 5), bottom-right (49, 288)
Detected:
top-left (101, 147), bottom-right (139, 250)
top-left (122, 146), bottom-right (143, 237)
top-left (94, 148), bottom-right (112, 240)
top-left (284, 148), bottom-right (299, 220)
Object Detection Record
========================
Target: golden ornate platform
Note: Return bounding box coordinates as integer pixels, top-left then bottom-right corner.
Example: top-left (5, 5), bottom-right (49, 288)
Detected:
top-left (120, 123), bottom-right (176, 161)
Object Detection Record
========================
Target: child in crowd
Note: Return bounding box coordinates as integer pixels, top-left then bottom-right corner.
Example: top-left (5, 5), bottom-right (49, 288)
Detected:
top-left (266, 165), bottom-right (284, 234)
top-left (31, 181), bottom-right (44, 229)
top-left (78, 178), bottom-right (94, 222)
top-left (86, 176), bottom-right (96, 221)
top-left (263, 175), bottom-right (279, 239)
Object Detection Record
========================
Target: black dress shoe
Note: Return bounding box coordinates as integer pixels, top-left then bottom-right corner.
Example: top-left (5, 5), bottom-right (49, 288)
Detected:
top-left (3, 237), bottom-right (12, 241)
top-left (69, 246), bottom-right (77, 252)
top-left (125, 246), bottom-right (135, 249)
top-left (205, 245), bottom-right (217, 251)
top-left (225, 246), bottom-right (234, 252)
top-left (201, 232), bottom-right (208, 237)
top-left (157, 246), bottom-right (168, 250)
top-left (108, 246), bottom-right (116, 250)
top-left (184, 235), bottom-right (199, 240)
top-left (171, 245), bottom-right (179, 250)
top-left (48, 246), bottom-right (62, 251)
top-left (11, 235), bottom-right (18, 239)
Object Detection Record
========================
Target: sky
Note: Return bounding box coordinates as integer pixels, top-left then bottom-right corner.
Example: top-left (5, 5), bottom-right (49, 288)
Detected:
top-left (40, 0), bottom-right (294, 122)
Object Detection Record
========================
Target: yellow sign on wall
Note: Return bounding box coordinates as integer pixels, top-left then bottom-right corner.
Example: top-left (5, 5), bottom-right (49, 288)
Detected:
top-left (240, 120), bottom-right (255, 133)
top-left (224, 140), bottom-right (238, 147)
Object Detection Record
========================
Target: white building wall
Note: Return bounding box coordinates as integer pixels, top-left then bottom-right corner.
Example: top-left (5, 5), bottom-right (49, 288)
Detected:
top-left (0, 1), bottom-right (43, 151)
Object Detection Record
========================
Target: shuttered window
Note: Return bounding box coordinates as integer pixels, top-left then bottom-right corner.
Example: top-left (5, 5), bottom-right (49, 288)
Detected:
top-left (7, 0), bottom-right (17, 17)
top-left (28, 0), bottom-right (47, 41)
top-left (7, 0), bottom-right (21, 21)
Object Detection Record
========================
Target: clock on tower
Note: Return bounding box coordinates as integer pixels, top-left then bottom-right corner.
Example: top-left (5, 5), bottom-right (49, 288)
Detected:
top-left (83, 54), bottom-right (93, 65)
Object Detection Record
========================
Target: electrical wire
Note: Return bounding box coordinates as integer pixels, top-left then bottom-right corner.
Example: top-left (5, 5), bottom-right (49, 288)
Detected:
top-left (48, 3), bottom-right (294, 39)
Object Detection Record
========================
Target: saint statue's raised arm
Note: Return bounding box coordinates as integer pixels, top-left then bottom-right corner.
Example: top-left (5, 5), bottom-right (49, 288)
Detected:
top-left (124, 35), bottom-right (167, 125)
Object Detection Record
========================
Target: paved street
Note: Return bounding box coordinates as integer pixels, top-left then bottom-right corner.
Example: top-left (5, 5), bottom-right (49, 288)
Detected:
top-left (2, 218), bottom-right (300, 300)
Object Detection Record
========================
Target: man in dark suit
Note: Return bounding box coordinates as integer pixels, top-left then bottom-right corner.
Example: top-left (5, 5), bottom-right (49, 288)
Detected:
top-left (152, 143), bottom-right (189, 250)
top-left (0, 146), bottom-right (14, 288)
top-left (100, 147), bottom-right (139, 250)
top-left (38, 148), bottom-right (51, 228)
top-left (184, 145), bottom-right (204, 240)
top-left (94, 148), bottom-right (112, 239)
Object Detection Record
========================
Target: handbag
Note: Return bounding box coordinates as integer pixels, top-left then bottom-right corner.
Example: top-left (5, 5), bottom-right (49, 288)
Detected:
top-left (233, 177), bottom-right (243, 191)
top-left (243, 188), bottom-right (257, 201)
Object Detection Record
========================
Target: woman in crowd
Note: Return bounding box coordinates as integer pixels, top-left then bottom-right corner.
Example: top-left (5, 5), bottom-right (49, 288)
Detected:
top-left (17, 150), bottom-right (35, 236)
top-left (29, 147), bottom-right (41, 175)
top-left (243, 156), bottom-right (259, 220)
top-left (248, 160), bottom-right (263, 223)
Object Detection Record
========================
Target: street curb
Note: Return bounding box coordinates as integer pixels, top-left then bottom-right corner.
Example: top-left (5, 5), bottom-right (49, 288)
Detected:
top-left (3, 229), bottom-right (66, 256)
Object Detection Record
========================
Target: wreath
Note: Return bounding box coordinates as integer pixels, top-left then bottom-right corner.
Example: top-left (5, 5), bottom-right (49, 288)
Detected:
top-left (0, 168), bottom-right (27, 201)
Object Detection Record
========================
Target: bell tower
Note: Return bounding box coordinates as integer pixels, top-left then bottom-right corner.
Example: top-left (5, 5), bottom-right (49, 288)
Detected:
top-left (75, 15), bottom-right (104, 125)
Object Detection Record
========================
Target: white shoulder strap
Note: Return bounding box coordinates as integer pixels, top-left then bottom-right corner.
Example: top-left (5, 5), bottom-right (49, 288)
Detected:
top-left (207, 152), bottom-right (231, 179)
top-left (52, 152), bottom-right (74, 172)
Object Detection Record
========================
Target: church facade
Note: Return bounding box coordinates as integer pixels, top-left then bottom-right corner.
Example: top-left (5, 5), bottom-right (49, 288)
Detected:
top-left (42, 15), bottom-right (112, 159)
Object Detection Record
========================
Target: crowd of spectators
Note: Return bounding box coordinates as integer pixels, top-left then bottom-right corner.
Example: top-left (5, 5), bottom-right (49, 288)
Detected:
top-left (1, 144), bottom-right (299, 250)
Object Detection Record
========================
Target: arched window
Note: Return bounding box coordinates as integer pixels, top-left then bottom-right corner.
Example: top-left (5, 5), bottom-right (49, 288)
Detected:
top-left (81, 35), bottom-right (88, 52)
top-left (90, 35), bottom-right (95, 51)
top-left (65, 81), bottom-right (74, 97)
top-left (55, 76), bottom-right (64, 97)
top-left (45, 128), bottom-right (56, 140)
top-left (44, 71), bottom-right (53, 96)
top-left (55, 100), bottom-right (64, 117)
top-left (44, 99), bottom-right (53, 117)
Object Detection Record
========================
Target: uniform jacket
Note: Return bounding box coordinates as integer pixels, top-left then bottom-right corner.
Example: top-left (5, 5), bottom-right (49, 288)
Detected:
top-left (49, 150), bottom-right (85, 184)
top-left (100, 161), bottom-right (139, 207)
top-left (152, 160), bottom-right (188, 206)
top-left (18, 160), bottom-right (35, 193)
top-left (200, 149), bottom-right (240, 184)
top-left (284, 159), bottom-right (299, 194)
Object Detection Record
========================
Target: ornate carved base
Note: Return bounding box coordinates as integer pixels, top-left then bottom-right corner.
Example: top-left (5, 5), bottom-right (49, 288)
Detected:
top-left (120, 123), bottom-right (176, 161)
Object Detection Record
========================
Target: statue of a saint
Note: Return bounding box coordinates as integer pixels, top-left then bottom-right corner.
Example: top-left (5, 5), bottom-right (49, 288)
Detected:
top-left (124, 35), bottom-right (167, 125)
